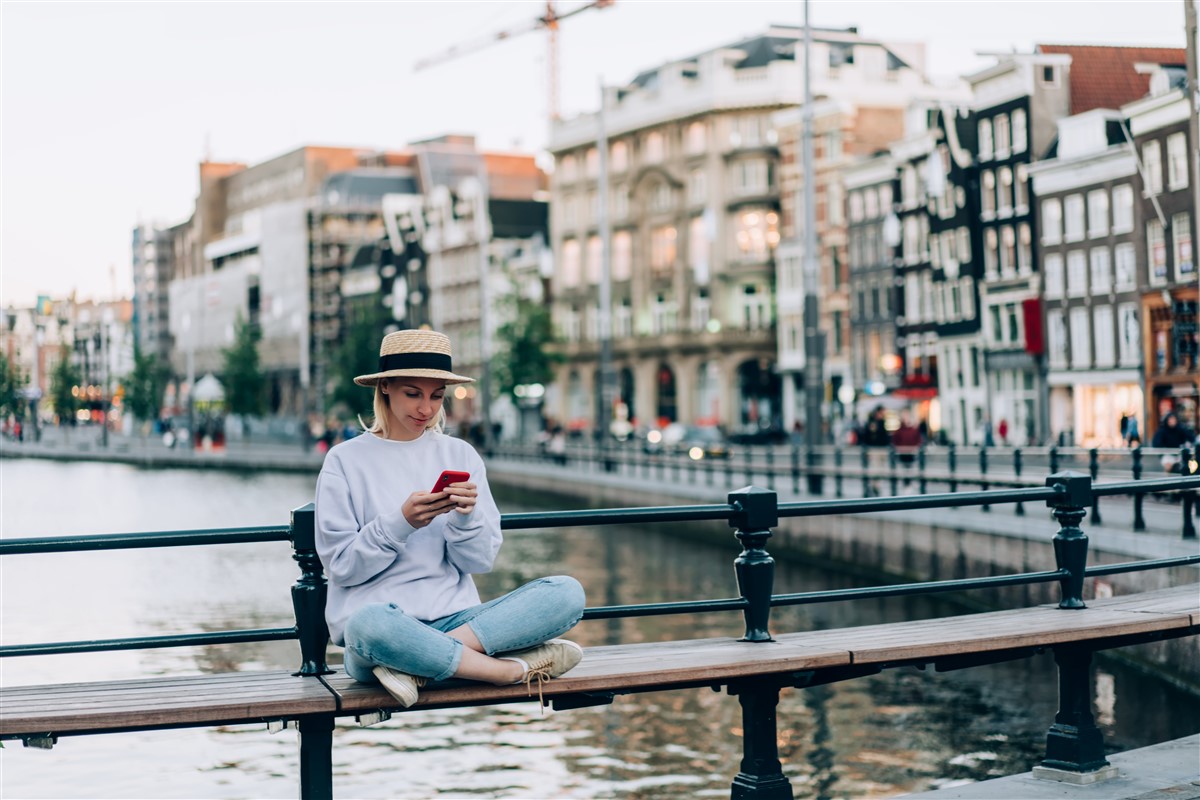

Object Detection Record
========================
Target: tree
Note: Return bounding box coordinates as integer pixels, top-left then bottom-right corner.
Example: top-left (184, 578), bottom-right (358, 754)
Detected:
top-left (493, 287), bottom-right (563, 401)
top-left (222, 315), bottom-right (265, 425)
top-left (329, 301), bottom-right (388, 421)
top-left (123, 348), bottom-right (169, 428)
top-left (48, 343), bottom-right (82, 425)
top-left (0, 351), bottom-right (24, 421)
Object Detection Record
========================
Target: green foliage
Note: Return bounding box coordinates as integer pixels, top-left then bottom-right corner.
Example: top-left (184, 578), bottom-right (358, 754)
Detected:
top-left (329, 301), bottom-right (389, 420)
top-left (48, 343), bottom-right (82, 423)
top-left (123, 348), bottom-right (170, 424)
top-left (221, 315), bottom-right (266, 419)
top-left (493, 287), bottom-right (563, 400)
top-left (0, 351), bottom-right (24, 420)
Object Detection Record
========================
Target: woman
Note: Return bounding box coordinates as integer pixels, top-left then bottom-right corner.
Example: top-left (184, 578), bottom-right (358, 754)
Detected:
top-left (315, 329), bottom-right (586, 708)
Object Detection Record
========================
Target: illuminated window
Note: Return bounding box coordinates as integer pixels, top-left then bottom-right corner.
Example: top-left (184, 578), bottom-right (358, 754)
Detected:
top-left (610, 141), bottom-right (629, 173)
top-left (733, 209), bottom-right (779, 261)
top-left (650, 226), bottom-right (677, 271)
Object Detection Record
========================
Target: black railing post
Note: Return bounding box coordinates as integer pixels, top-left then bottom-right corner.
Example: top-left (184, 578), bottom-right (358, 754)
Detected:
top-left (860, 446), bottom-right (870, 497)
top-left (729, 680), bottom-right (793, 800)
top-left (1049, 445), bottom-right (1060, 475)
top-left (1034, 646), bottom-right (1113, 782)
top-left (1014, 448), bottom-right (1025, 516)
top-left (1182, 446), bottom-right (1197, 540)
top-left (290, 503), bottom-right (331, 676)
top-left (765, 446), bottom-right (775, 491)
top-left (980, 447), bottom-right (990, 512)
top-left (888, 446), bottom-right (898, 496)
top-left (834, 448), bottom-right (844, 498)
top-left (918, 446), bottom-right (927, 495)
top-left (729, 486), bottom-right (778, 643)
top-left (790, 445), bottom-right (800, 494)
top-left (1046, 471), bottom-right (1091, 610)
top-left (806, 444), bottom-right (823, 496)
top-left (1088, 448), bottom-right (1102, 526)
top-left (948, 443), bottom-right (958, 493)
top-left (298, 713), bottom-right (335, 800)
top-left (1132, 446), bottom-right (1146, 532)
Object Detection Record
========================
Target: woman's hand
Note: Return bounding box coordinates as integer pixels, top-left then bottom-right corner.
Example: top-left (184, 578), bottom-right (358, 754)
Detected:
top-left (443, 481), bottom-right (478, 515)
top-left (402, 490), bottom-right (460, 529)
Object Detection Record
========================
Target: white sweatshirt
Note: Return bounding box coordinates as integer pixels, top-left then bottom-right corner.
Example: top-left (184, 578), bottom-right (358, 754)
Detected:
top-left (314, 429), bottom-right (502, 646)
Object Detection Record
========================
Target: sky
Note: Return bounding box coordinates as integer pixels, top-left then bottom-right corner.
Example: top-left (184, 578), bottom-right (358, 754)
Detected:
top-left (0, 0), bottom-right (1189, 309)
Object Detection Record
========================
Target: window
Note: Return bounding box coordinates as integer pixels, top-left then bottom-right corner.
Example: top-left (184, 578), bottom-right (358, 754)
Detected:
top-left (903, 165), bottom-right (918, 206)
top-left (612, 231), bottom-right (632, 281)
top-left (981, 170), bottom-right (996, 216)
top-left (1167, 132), bottom-right (1188, 190)
top-left (828, 182), bottom-right (844, 226)
top-left (1042, 198), bottom-right (1063, 244)
top-left (686, 121), bottom-right (707, 155)
top-left (995, 113), bottom-right (1011, 158)
top-left (824, 130), bottom-right (843, 163)
top-left (1041, 65), bottom-right (1059, 85)
top-left (1117, 303), bottom-right (1139, 366)
top-left (1067, 250), bottom-right (1087, 296)
top-left (741, 285), bottom-right (768, 330)
top-left (585, 147), bottom-right (599, 178)
top-left (1142, 140), bottom-right (1163, 194)
top-left (558, 154), bottom-right (577, 182)
top-left (610, 140), bottom-right (629, 173)
top-left (1000, 226), bottom-right (1016, 276)
top-left (1064, 194), bottom-right (1085, 241)
top-left (1070, 306), bottom-right (1091, 368)
top-left (866, 187), bottom-right (880, 218)
top-left (978, 118), bottom-right (994, 161)
top-left (1093, 305), bottom-right (1115, 367)
top-left (644, 131), bottom-right (665, 163)
top-left (1044, 254), bottom-right (1064, 299)
top-left (1012, 109), bottom-right (1028, 153)
top-left (998, 168), bottom-right (1013, 215)
top-left (689, 216), bottom-right (709, 283)
top-left (1173, 211), bottom-right (1194, 281)
top-left (731, 115), bottom-right (763, 147)
top-left (849, 191), bottom-right (863, 222)
top-left (612, 185), bottom-right (629, 220)
top-left (1089, 247), bottom-right (1111, 294)
top-left (650, 182), bottom-right (673, 213)
top-left (1006, 302), bottom-right (1021, 343)
top-left (960, 276), bottom-right (976, 320)
top-left (561, 238), bottom-right (581, 286)
top-left (733, 209), bottom-right (779, 260)
top-left (1048, 310), bottom-right (1068, 368)
top-left (1015, 165), bottom-right (1029, 210)
top-left (984, 228), bottom-right (998, 276)
top-left (1114, 242), bottom-right (1136, 290)
top-left (585, 235), bottom-right (602, 284)
top-left (1112, 184), bottom-right (1134, 232)
top-left (650, 226), bottom-right (676, 271)
top-left (561, 195), bottom-right (578, 229)
top-left (731, 159), bottom-right (769, 195)
top-left (1018, 223), bottom-right (1032, 274)
top-left (1087, 190), bottom-right (1109, 238)
top-left (1148, 219), bottom-right (1168, 285)
top-left (904, 215), bottom-right (920, 264)
top-left (688, 169), bottom-right (707, 205)
top-left (691, 291), bottom-right (711, 332)
top-left (957, 227), bottom-right (971, 263)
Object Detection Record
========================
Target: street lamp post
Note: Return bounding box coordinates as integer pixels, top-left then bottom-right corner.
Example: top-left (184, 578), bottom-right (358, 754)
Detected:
top-left (801, 0), bottom-right (825, 491)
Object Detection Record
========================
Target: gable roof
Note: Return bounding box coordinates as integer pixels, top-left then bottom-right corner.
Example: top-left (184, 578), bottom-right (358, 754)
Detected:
top-left (1035, 44), bottom-right (1186, 114)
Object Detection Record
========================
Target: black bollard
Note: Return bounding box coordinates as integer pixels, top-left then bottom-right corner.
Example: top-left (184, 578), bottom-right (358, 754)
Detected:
top-left (834, 448), bottom-right (844, 498)
top-left (918, 446), bottom-right (927, 495)
top-left (1131, 446), bottom-right (1146, 532)
top-left (1014, 448), bottom-right (1025, 515)
top-left (1182, 446), bottom-right (1197, 540)
top-left (1088, 448), bottom-right (1102, 526)
top-left (980, 447), bottom-right (990, 512)
top-left (765, 445), bottom-right (775, 491)
top-left (806, 444), bottom-right (823, 496)
top-left (790, 445), bottom-right (800, 494)
top-left (1046, 471), bottom-right (1091, 609)
top-left (888, 446), bottom-right (898, 496)
top-left (728, 486), bottom-right (778, 643)
top-left (1049, 445), bottom-right (1060, 476)
top-left (290, 503), bottom-right (331, 677)
top-left (861, 446), bottom-right (871, 497)
top-left (948, 442), bottom-right (958, 493)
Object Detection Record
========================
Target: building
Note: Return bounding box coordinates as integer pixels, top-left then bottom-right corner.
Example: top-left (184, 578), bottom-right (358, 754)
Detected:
top-left (1124, 65), bottom-right (1199, 439)
top-left (546, 25), bottom-right (936, 438)
top-left (1028, 110), bottom-right (1143, 447)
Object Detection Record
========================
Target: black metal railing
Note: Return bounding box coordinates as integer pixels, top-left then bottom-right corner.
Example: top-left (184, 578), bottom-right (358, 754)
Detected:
top-left (3, 470), bottom-right (1199, 800)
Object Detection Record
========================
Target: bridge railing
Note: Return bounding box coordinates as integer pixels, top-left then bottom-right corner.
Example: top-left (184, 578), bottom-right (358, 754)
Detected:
top-left (3, 470), bottom-right (1199, 796)
top-left (491, 439), bottom-right (1200, 539)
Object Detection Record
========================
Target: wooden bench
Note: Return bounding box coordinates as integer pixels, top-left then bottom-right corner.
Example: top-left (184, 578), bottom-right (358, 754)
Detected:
top-left (5, 583), bottom-right (1196, 737)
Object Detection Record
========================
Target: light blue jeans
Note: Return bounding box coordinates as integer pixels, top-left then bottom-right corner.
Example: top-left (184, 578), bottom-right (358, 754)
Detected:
top-left (342, 575), bottom-right (586, 683)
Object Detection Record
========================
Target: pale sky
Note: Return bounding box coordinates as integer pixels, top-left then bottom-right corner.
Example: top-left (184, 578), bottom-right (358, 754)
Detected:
top-left (0, 0), bottom-right (1188, 309)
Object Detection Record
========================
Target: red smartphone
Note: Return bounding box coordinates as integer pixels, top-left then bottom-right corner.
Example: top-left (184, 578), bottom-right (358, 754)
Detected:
top-left (431, 470), bottom-right (470, 493)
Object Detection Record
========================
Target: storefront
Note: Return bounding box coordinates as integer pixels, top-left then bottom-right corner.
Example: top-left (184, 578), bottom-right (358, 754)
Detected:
top-left (1047, 370), bottom-right (1143, 448)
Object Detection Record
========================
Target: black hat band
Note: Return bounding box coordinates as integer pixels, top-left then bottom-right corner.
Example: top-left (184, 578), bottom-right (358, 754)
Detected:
top-left (378, 352), bottom-right (453, 372)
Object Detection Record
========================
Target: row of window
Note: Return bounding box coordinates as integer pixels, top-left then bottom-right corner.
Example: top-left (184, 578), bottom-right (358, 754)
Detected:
top-left (1142, 132), bottom-right (1190, 194)
top-left (557, 159), bottom-right (772, 231)
top-left (847, 183), bottom-right (895, 223)
top-left (555, 287), bottom-right (770, 341)
top-left (980, 166), bottom-right (1030, 218)
top-left (557, 209), bottom-right (780, 288)
top-left (902, 273), bottom-right (977, 325)
top-left (977, 108), bottom-right (1029, 162)
top-left (1042, 184), bottom-right (1136, 244)
top-left (1046, 303), bottom-right (1140, 369)
top-left (1042, 213), bottom-right (1195, 294)
top-left (556, 115), bottom-right (775, 183)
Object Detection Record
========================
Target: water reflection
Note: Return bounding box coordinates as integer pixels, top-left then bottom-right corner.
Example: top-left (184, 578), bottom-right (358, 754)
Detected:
top-left (2, 461), bottom-right (1198, 798)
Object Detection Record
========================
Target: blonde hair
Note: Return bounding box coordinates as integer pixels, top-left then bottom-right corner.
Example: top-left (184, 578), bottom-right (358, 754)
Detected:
top-left (362, 379), bottom-right (446, 439)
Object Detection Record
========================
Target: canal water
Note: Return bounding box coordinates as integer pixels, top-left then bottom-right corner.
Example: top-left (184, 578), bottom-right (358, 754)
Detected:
top-left (2, 459), bottom-right (1198, 799)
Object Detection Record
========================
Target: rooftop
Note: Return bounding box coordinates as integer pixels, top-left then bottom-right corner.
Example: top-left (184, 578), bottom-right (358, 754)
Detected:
top-left (1035, 44), bottom-right (1187, 114)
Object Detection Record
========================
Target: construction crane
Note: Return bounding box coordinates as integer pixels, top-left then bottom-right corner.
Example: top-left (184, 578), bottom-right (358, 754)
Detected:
top-left (413, 0), bottom-right (616, 121)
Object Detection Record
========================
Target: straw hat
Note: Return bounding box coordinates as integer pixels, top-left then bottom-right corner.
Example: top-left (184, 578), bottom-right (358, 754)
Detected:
top-left (354, 330), bottom-right (474, 386)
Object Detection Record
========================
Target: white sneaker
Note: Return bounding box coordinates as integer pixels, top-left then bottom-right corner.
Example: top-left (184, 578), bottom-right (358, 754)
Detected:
top-left (372, 665), bottom-right (426, 708)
